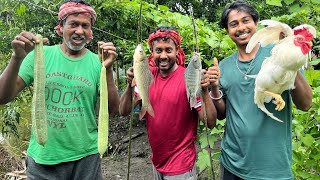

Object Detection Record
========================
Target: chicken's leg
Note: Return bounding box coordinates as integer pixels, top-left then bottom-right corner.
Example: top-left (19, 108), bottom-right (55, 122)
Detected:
top-left (264, 91), bottom-right (285, 111)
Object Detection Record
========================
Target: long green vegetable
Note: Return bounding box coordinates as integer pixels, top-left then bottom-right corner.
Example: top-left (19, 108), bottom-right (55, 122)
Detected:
top-left (98, 51), bottom-right (109, 158)
top-left (32, 34), bottom-right (48, 146)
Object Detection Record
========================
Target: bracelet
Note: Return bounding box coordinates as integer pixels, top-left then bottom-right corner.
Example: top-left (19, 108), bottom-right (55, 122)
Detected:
top-left (209, 90), bottom-right (223, 100)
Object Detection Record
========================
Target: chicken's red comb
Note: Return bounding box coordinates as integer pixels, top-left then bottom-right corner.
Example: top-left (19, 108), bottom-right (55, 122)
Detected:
top-left (294, 28), bottom-right (313, 41)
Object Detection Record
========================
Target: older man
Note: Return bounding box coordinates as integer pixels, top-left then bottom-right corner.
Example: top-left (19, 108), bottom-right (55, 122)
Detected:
top-left (0, 0), bottom-right (119, 179)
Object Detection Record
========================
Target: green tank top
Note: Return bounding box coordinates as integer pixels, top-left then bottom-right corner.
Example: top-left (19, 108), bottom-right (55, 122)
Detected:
top-left (219, 45), bottom-right (293, 179)
top-left (19, 45), bottom-right (102, 164)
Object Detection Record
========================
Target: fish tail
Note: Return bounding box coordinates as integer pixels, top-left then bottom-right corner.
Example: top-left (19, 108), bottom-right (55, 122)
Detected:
top-left (147, 104), bottom-right (155, 118)
top-left (139, 108), bottom-right (146, 121)
top-left (140, 102), bottom-right (155, 119)
top-left (189, 95), bottom-right (197, 109)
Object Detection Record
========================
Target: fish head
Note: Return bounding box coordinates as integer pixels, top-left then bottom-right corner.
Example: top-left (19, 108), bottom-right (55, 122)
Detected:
top-left (134, 44), bottom-right (147, 64)
top-left (191, 53), bottom-right (202, 69)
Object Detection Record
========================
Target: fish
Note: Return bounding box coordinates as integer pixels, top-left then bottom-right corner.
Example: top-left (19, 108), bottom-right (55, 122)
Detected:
top-left (132, 44), bottom-right (155, 119)
top-left (185, 52), bottom-right (202, 109)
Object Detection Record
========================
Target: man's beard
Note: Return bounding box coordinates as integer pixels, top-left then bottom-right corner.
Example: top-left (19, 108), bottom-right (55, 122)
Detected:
top-left (64, 35), bottom-right (87, 51)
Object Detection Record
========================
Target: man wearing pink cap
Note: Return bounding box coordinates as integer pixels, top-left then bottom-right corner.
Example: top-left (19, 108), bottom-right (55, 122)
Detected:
top-left (0, 0), bottom-right (119, 179)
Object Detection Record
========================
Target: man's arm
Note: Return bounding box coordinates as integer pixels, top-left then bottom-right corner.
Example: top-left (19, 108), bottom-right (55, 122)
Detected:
top-left (210, 89), bottom-right (226, 120)
top-left (105, 69), bottom-right (120, 116)
top-left (198, 89), bottom-right (217, 129)
top-left (207, 58), bottom-right (226, 120)
top-left (0, 32), bottom-right (42, 104)
top-left (119, 67), bottom-right (140, 116)
top-left (98, 41), bottom-right (120, 116)
top-left (0, 55), bottom-right (26, 104)
top-left (291, 71), bottom-right (312, 111)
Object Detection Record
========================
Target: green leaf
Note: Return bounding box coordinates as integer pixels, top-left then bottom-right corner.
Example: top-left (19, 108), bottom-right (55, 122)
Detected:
top-left (266, 0), bottom-right (282, 6)
top-left (283, 0), bottom-right (294, 4)
top-left (205, 37), bottom-right (219, 48)
top-left (313, 153), bottom-right (320, 160)
top-left (305, 70), bottom-right (320, 85)
top-left (196, 150), bottom-right (211, 172)
top-left (16, 4), bottom-right (26, 16)
top-left (299, 171), bottom-right (311, 179)
top-left (216, 119), bottom-right (226, 126)
top-left (210, 127), bottom-right (223, 134)
top-left (199, 133), bottom-right (208, 148)
top-left (33, 0), bottom-right (40, 4)
top-left (308, 59), bottom-right (320, 66)
top-left (292, 151), bottom-right (302, 161)
top-left (158, 5), bottom-right (169, 11)
top-left (204, 59), bottom-right (213, 67)
top-left (311, 0), bottom-right (320, 4)
top-left (289, 3), bottom-right (301, 13)
top-left (301, 134), bottom-right (315, 147)
top-left (300, 4), bottom-right (311, 12)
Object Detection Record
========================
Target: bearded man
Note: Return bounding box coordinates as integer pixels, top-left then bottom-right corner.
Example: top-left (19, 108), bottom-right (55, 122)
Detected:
top-left (0, 1), bottom-right (120, 179)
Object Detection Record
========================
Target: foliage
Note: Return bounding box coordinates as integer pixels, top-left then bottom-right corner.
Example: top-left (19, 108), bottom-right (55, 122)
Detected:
top-left (0, 0), bottom-right (319, 179)
top-left (292, 70), bottom-right (320, 179)
top-left (197, 119), bottom-right (225, 179)
top-left (264, 2), bottom-right (320, 177)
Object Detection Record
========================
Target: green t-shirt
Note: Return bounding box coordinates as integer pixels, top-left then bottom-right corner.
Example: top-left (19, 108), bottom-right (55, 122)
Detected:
top-left (219, 45), bottom-right (293, 180)
top-left (19, 45), bottom-right (102, 165)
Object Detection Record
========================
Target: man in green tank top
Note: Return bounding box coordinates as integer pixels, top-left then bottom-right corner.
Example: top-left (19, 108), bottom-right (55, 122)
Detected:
top-left (0, 0), bottom-right (120, 179)
top-left (207, 1), bottom-right (312, 179)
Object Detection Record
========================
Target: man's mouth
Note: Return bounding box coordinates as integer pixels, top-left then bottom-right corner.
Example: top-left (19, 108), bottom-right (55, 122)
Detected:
top-left (159, 60), bottom-right (169, 67)
top-left (235, 30), bottom-right (251, 39)
top-left (72, 36), bottom-right (85, 44)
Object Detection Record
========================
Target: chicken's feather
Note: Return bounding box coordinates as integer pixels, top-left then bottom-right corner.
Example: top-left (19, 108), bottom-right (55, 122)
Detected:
top-left (246, 20), bottom-right (293, 53)
top-left (294, 24), bottom-right (317, 38)
top-left (248, 19), bottom-right (316, 122)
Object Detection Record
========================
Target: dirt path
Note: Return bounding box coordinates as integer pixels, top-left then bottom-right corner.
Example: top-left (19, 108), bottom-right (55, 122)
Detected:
top-left (101, 116), bottom-right (153, 180)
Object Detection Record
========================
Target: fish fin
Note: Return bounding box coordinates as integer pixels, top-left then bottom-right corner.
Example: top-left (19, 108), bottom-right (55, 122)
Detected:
top-left (147, 104), bottom-right (155, 118)
top-left (139, 107), bottom-right (147, 121)
top-left (131, 78), bottom-right (137, 87)
top-left (196, 87), bottom-right (202, 97)
top-left (186, 90), bottom-right (190, 102)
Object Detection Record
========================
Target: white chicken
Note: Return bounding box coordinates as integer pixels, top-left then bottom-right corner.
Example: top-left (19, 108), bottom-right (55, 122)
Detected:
top-left (246, 20), bottom-right (316, 122)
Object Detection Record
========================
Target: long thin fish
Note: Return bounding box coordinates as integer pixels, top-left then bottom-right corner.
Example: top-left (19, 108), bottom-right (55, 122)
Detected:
top-left (132, 44), bottom-right (154, 120)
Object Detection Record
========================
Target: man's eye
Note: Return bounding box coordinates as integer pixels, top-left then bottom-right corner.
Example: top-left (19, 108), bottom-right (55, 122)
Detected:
top-left (82, 24), bottom-right (89, 29)
top-left (244, 18), bottom-right (252, 24)
top-left (70, 23), bottom-right (77, 27)
top-left (230, 23), bottom-right (237, 28)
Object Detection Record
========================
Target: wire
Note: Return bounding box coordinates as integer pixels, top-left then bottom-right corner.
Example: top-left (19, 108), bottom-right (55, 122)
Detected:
top-left (19, 0), bottom-right (134, 43)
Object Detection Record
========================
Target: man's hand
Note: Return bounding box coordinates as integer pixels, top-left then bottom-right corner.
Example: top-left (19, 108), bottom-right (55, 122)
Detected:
top-left (11, 32), bottom-right (48, 61)
top-left (126, 67), bottom-right (135, 86)
top-left (200, 69), bottom-right (210, 91)
top-left (207, 57), bottom-right (220, 89)
top-left (98, 41), bottom-right (117, 69)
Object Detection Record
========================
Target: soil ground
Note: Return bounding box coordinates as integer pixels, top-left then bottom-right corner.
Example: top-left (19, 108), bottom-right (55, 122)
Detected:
top-left (2, 114), bottom-right (219, 179)
top-left (101, 115), bottom-right (153, 180)
top-left (102, 115), bottom-right (220, 180)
